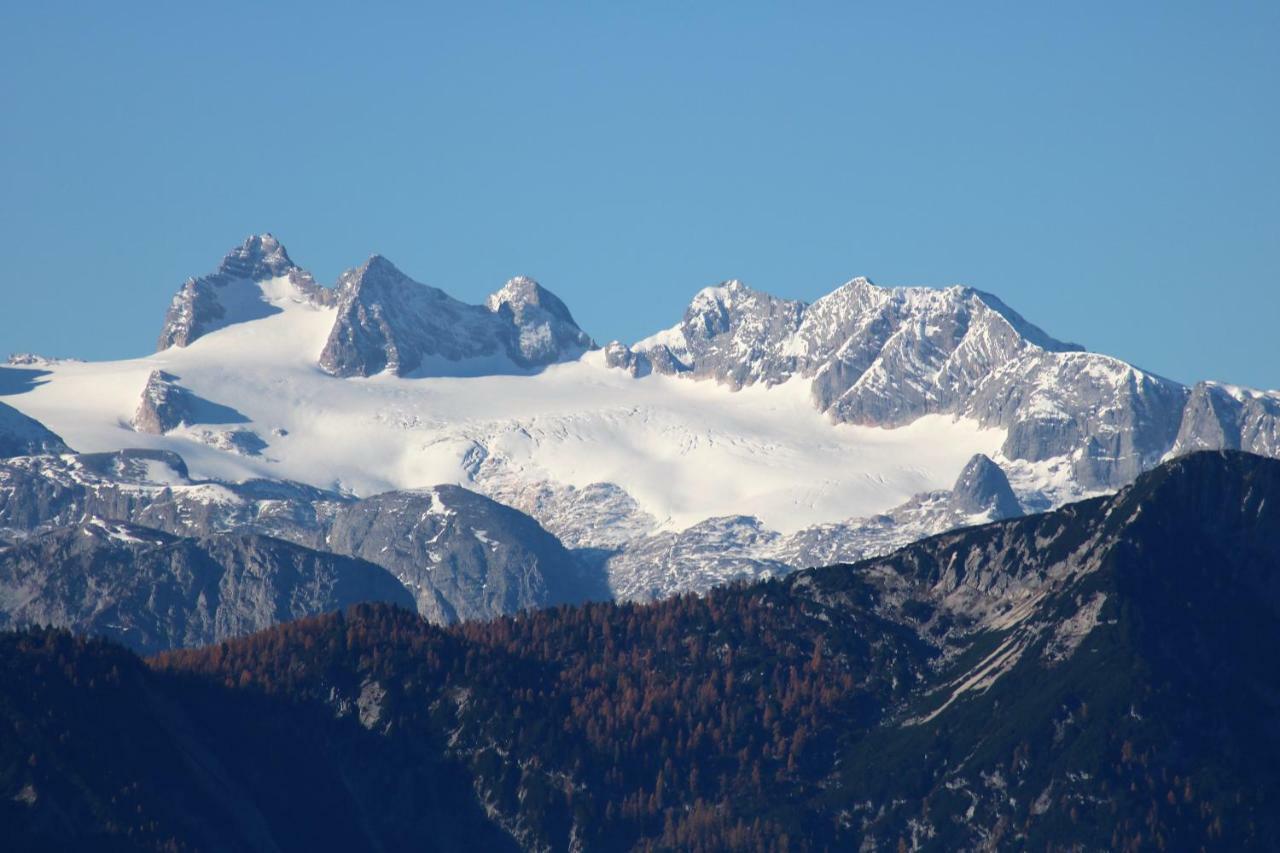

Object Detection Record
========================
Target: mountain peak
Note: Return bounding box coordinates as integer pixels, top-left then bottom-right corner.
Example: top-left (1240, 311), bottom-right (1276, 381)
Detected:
top-left (158, 234), bottom-right (301, 350)
top-left (688, 279), bottom-right (755, 308)
top-left (966, 288), bottom-right (1083, 353)
top-left (950, 453), bottom-right (1021, 519)
top-left (332, 255), bottom-right (419, 302)
top-left (217, 233), bottom-right (295, 280)
top-left (356, 253), bottom-right (405, 279)
top-left (839, 275), bottom-right (877, 290)
top-left (320, 262), bottom-right (593, 377)
top-left (486, 275), bottom-right (544, 309)
top-left (486, 276), bottom-right (579, 326)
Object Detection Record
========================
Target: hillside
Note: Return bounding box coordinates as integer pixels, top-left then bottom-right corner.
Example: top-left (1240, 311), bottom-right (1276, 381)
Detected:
top-left (1, 451), bottom-right (1277, 850)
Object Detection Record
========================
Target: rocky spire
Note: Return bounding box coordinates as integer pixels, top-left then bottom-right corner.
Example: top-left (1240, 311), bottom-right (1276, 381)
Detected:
top-left (951, 453), bottom-right (1021, 519)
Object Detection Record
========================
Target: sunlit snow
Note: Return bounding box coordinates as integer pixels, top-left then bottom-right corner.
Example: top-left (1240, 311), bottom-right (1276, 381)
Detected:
top-left (5, 277), bottom-right (1006, 535)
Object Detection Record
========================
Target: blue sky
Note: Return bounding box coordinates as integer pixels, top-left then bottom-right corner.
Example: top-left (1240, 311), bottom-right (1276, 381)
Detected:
top-left (2, 2), bottom-right (1277, 387)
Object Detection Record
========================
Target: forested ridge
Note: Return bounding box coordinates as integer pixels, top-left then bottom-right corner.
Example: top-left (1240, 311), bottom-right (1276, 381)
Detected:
top-left (3, 452), bottom-right (1280, 850)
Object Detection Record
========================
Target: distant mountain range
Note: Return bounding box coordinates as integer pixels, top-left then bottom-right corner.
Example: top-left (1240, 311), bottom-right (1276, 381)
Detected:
top-left (2, 451), bottom-right (1277, 850)
top-left (1, 234), bottom-right (1278, 642)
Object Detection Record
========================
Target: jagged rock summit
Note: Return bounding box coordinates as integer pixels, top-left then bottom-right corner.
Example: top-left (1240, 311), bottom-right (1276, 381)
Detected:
top-left (950, 452), bottom-right (1021, 519)
top-left (317, 258), bottom-right (595, 377)
top-left (1170, 381), bottom-right (1280, 458)
top-left (611, 275), bottom-right (1190, 490)
top-left (216, 232), bottom-right (296, 280)
top-left (7, 233), bottom-right (1280, 615)
top-left (485, 275), bottom-right (595, 367)
top-left (157, 233), bottom-right (331, 350)
top-left (158, 234), bottom-right (595, 377)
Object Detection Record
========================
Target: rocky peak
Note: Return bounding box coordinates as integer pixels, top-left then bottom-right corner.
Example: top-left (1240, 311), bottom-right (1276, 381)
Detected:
top-left (965, 288), bottom-right (1082, 354)
top-left (629, 280), bottom-right (804, 389)
top-left (486, 276), bottom-right (561, 317)
top-left (342, 254), bottom-right (407, 290)
top-left (616, 274), bottom-right (1196, 490)
top-left (1169, 381), bottom-right (1280, 459)
top-left (603, 341), bottom-right (650, 377)
top-left (321, 258), bottom-right (495, 378)
top-left (950, 453), bottom-right (1021, 519)
top-left (486, 276), bottom-right (594, 366)
top-left (131, 370), bottom-right (185, 434)
top-left (157, 234), bottom-right (321, 350)
top-left (130, 370), bottom-right (253, 442)
top-left (683, 280), bottom-right (797, 332)
top-left (216, 233), bottom-right (295, 281)
top-left (321, 260), bottom-right (594, 377)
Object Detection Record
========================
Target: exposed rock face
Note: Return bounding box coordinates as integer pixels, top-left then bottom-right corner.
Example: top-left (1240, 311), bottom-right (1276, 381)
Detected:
top-left (0, 401), bottom-right (69, 458)
top-left (324, 485), bottom-right (607, 624)
top-left (629, 278), bottom-right (1067, 395)
top-left (949, 453), bottom-right (1020, 519)
top-left (318, 255), bottom-right (483, 376)
top-left (969, 350), bottom-right (1188, 489)
top-left (601, 515), bottom-right (793, 602)
top-left (52, 234), bottom-right (1280, 615)
top-left (0, 519), bottom-right (413, 654)
top-left (157, 234), bottom-right (333, 350)
top-left (130, 370), bottom-right (254, 451)
top-left (485, 276), bottom-right (594, 366)
top-left (633, 280), bottom-right (806, 389)
top-left (602, 340), bottom-right (649, 377)
top-left (1170, 381), bottom-right (1280, 457)
top-left (130, 370), bottom-right (191, 433)
top-left (0, 450), bottom-right (337, 544)
top-left (0, 450), bottom-right (603, 628)
top-left (7, 453), bottom-right (1280, 850)
top-left (319, 259), bottom-right (595, 378)
top-left (621, 278), bottom-right (1195, 490)
top-left (158, 235), bottom-right (594, 377)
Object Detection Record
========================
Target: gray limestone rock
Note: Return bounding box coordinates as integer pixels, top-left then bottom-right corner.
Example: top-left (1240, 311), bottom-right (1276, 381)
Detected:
top-left (625, 277), bottom-right (1197, 491)
top-left (602, 341), bottom-right (650, 377)
top-left (0, 519), bottom-right (413, 655)
top-left (0, 401), bottom-right (70, 459)
top-left (1170, 381), bottom-right (1280, 458)
top-left (0, 450), bottom-right (606, 626)
top-left (130, 370), bottom-right (251, 436)
top-left (157, 234), bottom-right (333, 350)
top-left (323, 485), bottom-right (607, 624)
top-left (318, 258), bottom-right (594, 378)
top-left (950, 454), bottom-right (1021, 519)
top-left (603, 515), bottom-right (792, 602)
top-left (485, 276), bottom-right (594, 366)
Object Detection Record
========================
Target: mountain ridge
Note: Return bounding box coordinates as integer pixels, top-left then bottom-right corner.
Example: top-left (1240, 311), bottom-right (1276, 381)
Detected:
top-left (3, 234), bottom-right (1279, 615)
top-left (1, 450), bottom-right (1277, 849)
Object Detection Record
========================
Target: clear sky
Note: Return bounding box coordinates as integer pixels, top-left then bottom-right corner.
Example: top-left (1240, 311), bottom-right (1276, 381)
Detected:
top-left (2, 2), bottom-right (1277, 387)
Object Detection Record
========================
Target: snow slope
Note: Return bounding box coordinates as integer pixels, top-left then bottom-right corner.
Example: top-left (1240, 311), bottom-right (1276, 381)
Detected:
top-left (3, 275), bottom-right (1003, 536)
top-left (10, 234), bottom-right (1280, 607)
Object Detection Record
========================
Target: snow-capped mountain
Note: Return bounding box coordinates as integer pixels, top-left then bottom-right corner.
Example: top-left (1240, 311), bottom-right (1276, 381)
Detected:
top-left (3, 234), bottom-right (1279, 620)
top-left (611, 277), bottom-right (1189, 489)
top-left (317, 255), bottom-right (595, 377)
top-left (158, 233), bottom-right (332, 349)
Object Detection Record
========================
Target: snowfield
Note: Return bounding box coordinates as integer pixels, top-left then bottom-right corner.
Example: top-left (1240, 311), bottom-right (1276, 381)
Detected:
top-left (5, 276), bottom-right (1004, 535)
